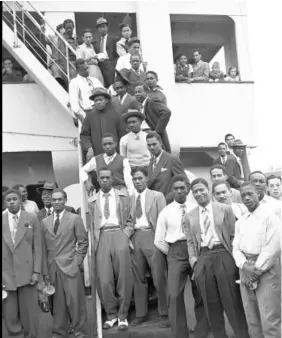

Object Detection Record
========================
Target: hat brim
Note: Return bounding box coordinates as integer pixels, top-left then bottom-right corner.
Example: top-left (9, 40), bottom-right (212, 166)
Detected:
top-left (122, 112), bottom-right (145, 123)
top-left (36, 187), bottom-right (53, 194)
top-left (115, 69), bottom-right (130, 85)
top-left (89, 92), bottom-right (111, 101)
top-left (96, 22), bottom-right (108, 27)
top-left (233, 144), bottom-right (247, 147)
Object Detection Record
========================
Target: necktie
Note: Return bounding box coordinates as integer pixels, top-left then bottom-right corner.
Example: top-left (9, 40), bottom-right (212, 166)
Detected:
top-left (86, 77), bottom-right (94, 93)
top-left (135, 194), bottom-right (143, 219)
top-left (202, 208), bottom-right (214, 249)
top-left (222, 157), bottom-right (226, 165)
top-left (105, 156), bottom-right (113, 164)
top-left (180, 204), bottom-right (187, 234)
top-left (47, 208), bottom-right (52, 216)
top-left (11, 215), bottom-right (18, 244)
top-left (100, 37), bottom-right (104, 53)
top-left (54, 213), bottom-right (60, 234)
top-left (152, 157), bottom-right (157, 172)
top-left (104, 193), bottom-right (110, 219)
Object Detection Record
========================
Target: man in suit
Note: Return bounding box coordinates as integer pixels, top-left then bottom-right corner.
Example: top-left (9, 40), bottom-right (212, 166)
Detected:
top-left (185, 178), bottom-right (249, 338)
top-left (41, 189), bottom-right (88, 338)
top-left (146, 132), bottom-right (188, 198)
top-left (2, 189), bottom-right (42, 338)
top-left (190, 49), bottom-right (209, 82)
top-left (129, 166), bottom-right (169, 327)
top-left (89, 167), bottom-right (133, 331)
top-left (224, 133), bottom-right (235, 155)
top-left (93, 17), bottom-right (119, 88)
top-left (134, 84), bottom-right (171, 152)
top-left (210, 164), bottom-right (242, 203)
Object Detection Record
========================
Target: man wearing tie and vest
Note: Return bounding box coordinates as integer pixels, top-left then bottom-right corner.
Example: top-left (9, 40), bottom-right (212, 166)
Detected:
top-left (185, 178), bottom-right (249, 338)
top-left (88, 167), bottom-right (133, 331)
top-left (129, 167), bottom-right (169, 328)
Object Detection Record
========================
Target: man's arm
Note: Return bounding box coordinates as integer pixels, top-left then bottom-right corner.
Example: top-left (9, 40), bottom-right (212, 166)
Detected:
top-left (69, 79), bottom-right (85, 118)
top-left (31, 214), bottom-right (42, 274)
top-left (154, 209), bottom-right (169, 255)
top-left (80, 113), bottom-right (93, 151)
top-left (123, 158), bottom-right (134, 195)
top-left (225, 205), bottom-right (236, 245)
top-left (152, 100), bottom-right (171, 134)
top-left (171, 155), bottom-right (187, 177)
top-left (80, 157), bottom-right (97, 183)
top-left (232, 220), bottom-right (247, 269)
top-left (183, 216), bottom-right (198, 268)
top-left (74, 215), bottom-right (89, 266)
top-left (41, 220), bottom-right (49, 277)
top-left (119, 135), bottom-right (128, 158)
top-left (226, 157), bottom-right (243, 189)
top-left (156, 192), bottom-right (167, 215)
top-left (115, 109), bottom-right (127, 140)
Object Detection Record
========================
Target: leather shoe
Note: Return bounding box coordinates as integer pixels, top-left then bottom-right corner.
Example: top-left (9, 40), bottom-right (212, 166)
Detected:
top-left (159, 315), bottom-right (170, 328)
top-left (131, 316), bottom-right (147, 326)
top-left (41, 302), bottom-right (50, 313)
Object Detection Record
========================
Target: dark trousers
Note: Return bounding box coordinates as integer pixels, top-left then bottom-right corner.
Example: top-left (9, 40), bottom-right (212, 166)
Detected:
top-left (99, 61), bottom-right (115, 88)
top-left (131, 229), bottom-right (168, 318)
top-left (194, 246), bottom-right (250, 338)
top-left (3, 284), bottom-right (39, 338)
top-left (168, 241), bottom-right (209, 338)
top-left (50, 263), bottom-right (87, 338)
top-left (96, 229), bottom-right (133, 320)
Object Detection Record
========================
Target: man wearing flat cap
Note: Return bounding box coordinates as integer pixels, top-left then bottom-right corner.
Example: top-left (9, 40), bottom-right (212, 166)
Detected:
top-left (120, 109), bottom-right (151, 168)
top-left (93, 17), bottom-right (119, 88)
top-left (80, 88), bottom-right (126, 162)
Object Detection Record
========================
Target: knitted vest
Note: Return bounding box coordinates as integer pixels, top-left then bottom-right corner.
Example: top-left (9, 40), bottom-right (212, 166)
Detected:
top-left (95, 154), bottom-right (125, 187)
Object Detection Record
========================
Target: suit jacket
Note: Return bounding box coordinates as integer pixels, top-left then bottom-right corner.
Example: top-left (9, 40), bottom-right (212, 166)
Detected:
top-left (41, 211), bottom-right (88, 284)
top-left (129, 189), bottom-right (166, 232)
top-left (37, 205), bottom-right (77, 223)
top-left (147, 151), bottom-right (188, 197)
top-left (213, 155), bottom-right (242, 189)
top-left (2, 210), bottom-right (42, 290)
top-left (111, 93), bottom-right (140, 116)
top-left (144, 97), bottom-right (171, 152)
top-left (185, 202), bottom-right (236, 268)
top-left (93, 35), bottom-right (119, 62)
top-left (88, 189), bottom-right (133, 252)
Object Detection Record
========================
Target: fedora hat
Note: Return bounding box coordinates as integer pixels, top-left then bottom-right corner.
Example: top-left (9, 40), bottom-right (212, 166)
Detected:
top-left (96, 17), bottom-right (108, 27)
top-left (122, 109), bottom-right (145, 123)
top-left (36, 182), bottom-right (57, 194)
top-left (114, 69), bottom-right (130, 85)
top-left (232, 139), bottom-right (247, 147)
top-left (89, 87), bottom-right (111, 101)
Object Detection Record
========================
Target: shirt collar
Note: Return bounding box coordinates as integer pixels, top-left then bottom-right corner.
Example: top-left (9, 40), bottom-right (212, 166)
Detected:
top-left (101, 34), bottom-right (108, 39)
top-left (102, 188), bottom-right (115, 198)
top-left (45, 206), bottom-right (54, 212)
top-left (55, 209), bottom-right (65, 216)
top-left (154, 150), bottom-right (163, 161)
top-left (135, 188), bottom-right (147, 198)
top-left (199, 202), bottom-right (212, 213)
top-left (104, 152), bottom-right (117, 159)
top-left (8, 209), bottom-right (21, 219)
top-left (83, 42), bottom-right (93, 49)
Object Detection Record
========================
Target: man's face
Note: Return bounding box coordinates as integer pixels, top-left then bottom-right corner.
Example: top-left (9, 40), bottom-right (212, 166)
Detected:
top-left (98, 24), bottom-right (108, 36)
top-left (179, 55), bottom-right (188, 66)
top-left (121, 26), bottom-right (132, 39)
top-left (218, 144), bottom-right (227, 157)
top-left (4, 60), bottom-right (13, 69)
top-left (173, 181), bottom-right (189, 204)
top-left (130, 55), bottom-right (141, 70)
top-left (193, 52), bottom-right (201, 63)
top-left (225, 136), bottom-right (235, 148)
top-left (134, 85), bottom-right (147, 103)
top-left (41, 189), bottom-right (52, 207)
top-left (51, 192), bottom-right (66, 212)
top-left (147, 137), bottom-right (162, 157)
top-left (102, 137), bottom-right (116, 156)
top-left (146, 73), bottom-right (157, 89)
top-left (93, 95), bottom-right (108, 111)
top-left (213, 183), bottom-right (232, 204)
top-left (78, 62), bottom-right (89, 77)
top-left (233, 147), bottom-right (245, 158)
top-left (250, 173), bottom-right (267, 199)
top-left (64, 22), bottom-right (73, 36)
top-left (83, 32), bottom-right (93, 45)
top-left (127, 116), bottom-right (142, 133)
top-left (240, 185), bottom-right (259, 212)
top-left (130, 43), bottom-right (140, 55)
top-left (98, 170), bottom-right (113, 192)
top-left (18, 186), bottom-right (28, 202)
top-left (5, 193), bottom-right (21, 214)
top-left (132, 171), bottom-right (147, 193)
top-left (210, 169), bottom-right (227, 183)
top-left (267, 178), bottom-right (282, 199)
top-left (192, 183), bottom-right (210, 206)
top-left (114, 81), bottom-right (127, 97)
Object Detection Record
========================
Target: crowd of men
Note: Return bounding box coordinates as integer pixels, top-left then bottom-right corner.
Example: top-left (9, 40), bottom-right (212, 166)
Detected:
top-left (2, 14), bottom-right (282, 338)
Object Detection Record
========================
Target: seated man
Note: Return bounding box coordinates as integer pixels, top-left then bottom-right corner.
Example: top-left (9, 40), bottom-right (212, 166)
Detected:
top-left (190, 49), bottom-right (209, 82)
top-left (266, 175), bottom-right (282, 201)
top-left (80, 133), bottom-right (133, 195)
top-left (120, 109), bottom-right (151, 168)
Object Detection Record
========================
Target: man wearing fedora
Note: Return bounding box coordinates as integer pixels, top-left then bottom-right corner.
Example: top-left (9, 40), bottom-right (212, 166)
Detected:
top-left (119, 109), bottom-right (151, 168)
top-left (232, 139), bottom-right (247, 184)
top-left (93, 17), bottom-right (119, 88)
top-left (80, 87), bottom-right (126, 162)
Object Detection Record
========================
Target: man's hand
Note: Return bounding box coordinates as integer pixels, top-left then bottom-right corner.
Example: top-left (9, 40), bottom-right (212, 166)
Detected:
top-left (242, 262), bottom-right (256, 279)
top-left (43, 275), bottom-right (50, 285)
top-left (85, 181), bottom-right (94, 194)
top-left (30, 273), bottom-right (40, 285)
top-left (86, 148), bottom-right (94, 162)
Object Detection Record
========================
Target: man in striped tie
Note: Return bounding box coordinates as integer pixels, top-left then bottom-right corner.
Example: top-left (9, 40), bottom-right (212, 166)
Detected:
top-left (185, 178), bottom-right (249, 338)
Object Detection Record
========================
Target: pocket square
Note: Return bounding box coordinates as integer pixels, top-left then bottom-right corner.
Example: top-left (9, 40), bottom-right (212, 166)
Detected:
top-left (161, 168), bottom-right (168, 172)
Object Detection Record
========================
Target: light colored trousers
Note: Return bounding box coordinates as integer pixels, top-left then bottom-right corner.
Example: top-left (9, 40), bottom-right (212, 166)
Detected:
top-left (239, 263), bottom-right (281, 338)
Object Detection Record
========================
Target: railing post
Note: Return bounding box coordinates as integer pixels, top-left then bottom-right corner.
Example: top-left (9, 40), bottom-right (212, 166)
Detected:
top-left (12, 1), bottom-right (19, 47)
top-left (66, 46), bottom-right (70, 81)
top-left (22, 6), bottom-right (25, 43)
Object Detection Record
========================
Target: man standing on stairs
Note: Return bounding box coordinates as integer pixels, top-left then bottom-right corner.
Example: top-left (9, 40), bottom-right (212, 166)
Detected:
top-left (129, 167), bottom-right (169, 328)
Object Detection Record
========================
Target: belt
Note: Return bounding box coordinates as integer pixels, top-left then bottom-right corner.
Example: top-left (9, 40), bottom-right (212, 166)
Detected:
top-left (169, 239), bottom-right (186, 246)
top-left (100, 225), bottom-right (120, 232)
top-left (200, 244), bottom-right (225, 253)
top-left (135, 227), bottom-right (152, 231)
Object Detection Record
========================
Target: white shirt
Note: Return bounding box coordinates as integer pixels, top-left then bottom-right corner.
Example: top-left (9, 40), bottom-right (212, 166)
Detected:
top-left (8, 210), bottom-right (21, 239)
top-left (45, 206), bottom-right (54, 215)
top-left (53, 209), bottom-right (65, 225)
top-left (22, 200), bottom-right (39, 214)
top-left (97, 34), bottom-right (108, 59)
top-left (199, 203), bottom-right (221, 247)
top-left (79, 153), bottom-right (134, 195)
top-left (120, 92), bottom-right (128, 105)
top-left (233, 203), bottom-right (281, 271)
top-left (140, 98), bottom-right (151, 130)
top-left (134, 188), bottom-right (150, 229)
top-left (116, 53), bottom-right (145, 72)
top-left (69, 74), bottom-right (104, 117)
top-left (154, 200), bottom-right (196, 254)
top-left (153, 150), bottom-right (164, 166)
top-left (220, 156), bottom-right (228, 165)
top-left (260, 194), bottom-right (281, 220)
top-left (99, 189), bottom-right (119, 227)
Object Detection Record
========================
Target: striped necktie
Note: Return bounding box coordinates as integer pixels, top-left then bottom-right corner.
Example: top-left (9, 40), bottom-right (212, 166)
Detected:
top-left (180, 204), bottom-right (187, 233)
top-left (104, 193), bottom-right (110, 219)
top-left (11, 215), bottom-right (18, 244)
top-left (202, 208), bottom-right (214, 249)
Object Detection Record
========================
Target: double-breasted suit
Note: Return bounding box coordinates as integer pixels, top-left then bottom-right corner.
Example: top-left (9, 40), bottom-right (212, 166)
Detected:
top-left (89, 189), bottom-right (133, 321)
top-left (41, 210), bottom-right (88, 338)
top-left (185, 202), bottom-right (249, 338)
top-left (2, 210), bottom-right (42, 338)
top-left (129, 189), bottom-right (168, 318)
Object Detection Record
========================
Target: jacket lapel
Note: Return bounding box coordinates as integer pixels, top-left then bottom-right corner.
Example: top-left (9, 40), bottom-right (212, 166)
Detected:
top-left (145, 189), bottom-right (154, 215)
top-left (2, 213), bottom-right (14, 252)
top-left (212, 203), bottom-right (224, 244)
top-left (55, 211), bottom-right (69, 237)
top-left (14, 211), bottom-right (28, 248)
top-left (47, 214), bottom-right (56, 238)
top-left (190, 207), bottom-right (201, 252)
top-left (152, 152), bottom-right (168, 178)
top-left (115, 190), bottom-right (123, 226)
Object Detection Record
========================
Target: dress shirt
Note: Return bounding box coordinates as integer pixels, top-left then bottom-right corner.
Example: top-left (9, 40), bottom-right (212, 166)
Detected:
top-left (260, 194), bottom-right (282, 219)
top-left (116, 53), bottom-right (145, 72)
top-left (116, 37), bottom-right (129, 57)
top-left (22, 200), bottom-right (39, 214)
top-left (220, 156), bottom-right (228, 165)
top-left (233, 203), bottom-right (281, 271)
top-left (231, 202), bottom-right (247, 220)
top-left (99, 189), bottom-right (119, 227)
top-left (45, 206), bottom-right (54, 215)
top-left (154, 200), bottom-right (196, 254)
top-left (134, 188), bottom-right (150, 229)
top-left (8, 210), bottom-right (21, 237)
top-left (153, 150), bottom-right (164, 166)
top-left (97, 34), bottom-right (109, 59)
top-left (69, 75), bottom-right (104, 117)
top-left (76, 43), bottom-right (98, 64)
top-left (79, 153), bottom-right (134, 194)
top-left (120, 92), bottom-right (128, 105)
top-left (199, 203), bottom-right (221, 247)
top-left (119, 131), bottom-right (151, 167)
top-left (53, 209), bottom-right (65, 225)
